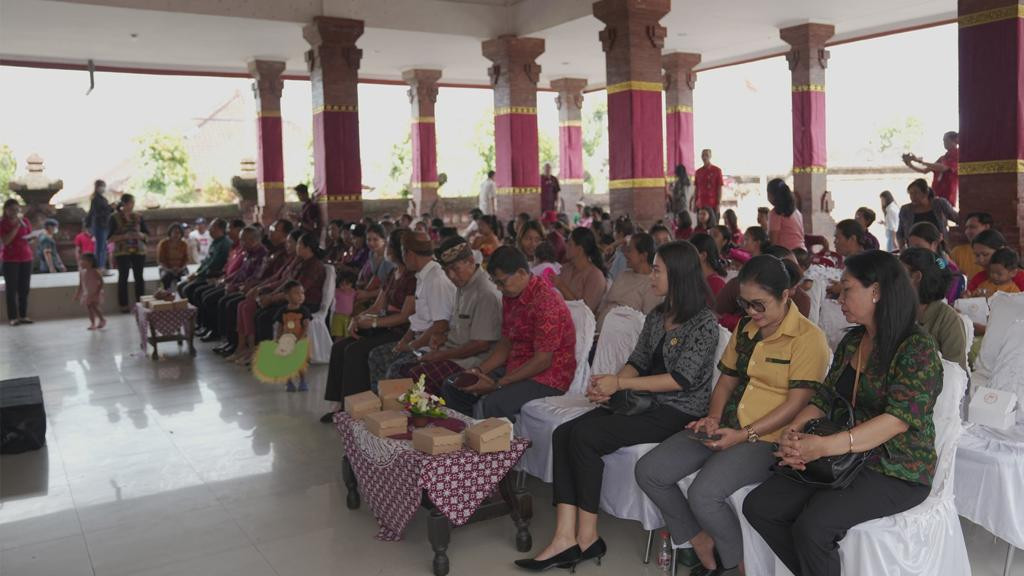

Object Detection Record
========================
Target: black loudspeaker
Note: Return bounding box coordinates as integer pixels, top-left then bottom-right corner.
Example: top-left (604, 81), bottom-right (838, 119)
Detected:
top-left (0, 377), bottom-right (47, 454)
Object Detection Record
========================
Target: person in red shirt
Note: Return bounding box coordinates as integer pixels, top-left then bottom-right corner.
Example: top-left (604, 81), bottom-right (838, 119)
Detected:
top-left (1, 199), bottom-right (35, 325)
top-left (903, 131), bottom-right (959, 206)
top-left (73, 225), bottom-right (96, 261)
top-left (442, 245), bottom-right (576, 420)
top-left (692, 149), bottom-right (724, 213)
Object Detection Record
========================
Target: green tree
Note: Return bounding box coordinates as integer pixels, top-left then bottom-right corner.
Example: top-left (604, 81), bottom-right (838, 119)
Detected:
top-left (472, 114), bottom-right (495, 183)
top-left (873, 116), bottom-right (924, 157)
top-left (0, 145), bottom-right (16, 204)
top-left (582, 102), bottom-right (609, 196)
top-left (387, 133), bottom-right (412, 199)
top-left (132, 131), bottom-right (195, 204)
top-left (539, 132), bottom-right (558, 170)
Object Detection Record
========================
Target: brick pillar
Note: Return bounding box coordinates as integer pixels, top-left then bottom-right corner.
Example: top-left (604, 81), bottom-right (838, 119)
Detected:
top-left (661, 52), bottom-right (701, 179)
top-left (402, 69), bottom-right (442, 216)
top-left (304, 16), bottom-right (364, 222)
top-left (551, 77), bottom-right (587, 211)
top-left (959, 0), bottom-right (1024, 252)
top-left (483, 35), bottom-right (545, 220)
top-left (248, 60), bottom-right (286, 226)
top-left (593, 0), bottom-right (669, 225)
top-left (781, 23), bottom-right (835, 235)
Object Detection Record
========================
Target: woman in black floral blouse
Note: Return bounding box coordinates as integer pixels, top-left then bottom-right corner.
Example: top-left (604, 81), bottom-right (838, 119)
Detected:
top-left (744, 250), bottom-right (943, 576)
top-left (515, 241), bottom-right (720, 573)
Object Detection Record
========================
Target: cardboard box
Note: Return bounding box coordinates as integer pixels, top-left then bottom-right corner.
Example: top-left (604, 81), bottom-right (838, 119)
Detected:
top-left (363, 410), bottom-right (409, 438)
top-left (378, 378), bottom-right (413, 412)
top-left (412, 427), bottom-right (463, 455)
top-left (150, 299), bottom-right (189, 311)
top-left (344, 391), bottom-right (381, 420)
top-left (465, 418), bottom-right (512, 454)
top-left (968, 386), bottom-right (1018, 430)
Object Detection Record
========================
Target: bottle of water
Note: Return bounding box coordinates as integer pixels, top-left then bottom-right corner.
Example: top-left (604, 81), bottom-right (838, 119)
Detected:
top-left (657, 530), bottom-right (673, 572)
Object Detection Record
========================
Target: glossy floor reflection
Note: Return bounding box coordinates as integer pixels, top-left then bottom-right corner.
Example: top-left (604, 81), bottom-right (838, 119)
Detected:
top-left (1, 316), bottom-right (1020, 575)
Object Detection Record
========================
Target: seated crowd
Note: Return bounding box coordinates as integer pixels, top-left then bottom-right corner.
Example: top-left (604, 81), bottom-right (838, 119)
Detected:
top-left (165, 174), bottom-right (1007, 576)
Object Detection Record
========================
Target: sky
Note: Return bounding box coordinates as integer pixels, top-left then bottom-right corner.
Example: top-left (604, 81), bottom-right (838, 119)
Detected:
top-left (0, 23), bottom-right (957, 206)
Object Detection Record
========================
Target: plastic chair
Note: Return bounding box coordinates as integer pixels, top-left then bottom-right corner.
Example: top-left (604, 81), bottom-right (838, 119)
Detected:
top-left (308, 264), bottom-right (336, 364)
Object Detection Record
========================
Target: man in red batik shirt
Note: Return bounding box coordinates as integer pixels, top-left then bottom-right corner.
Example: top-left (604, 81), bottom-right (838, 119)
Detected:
top-left (693, 148), bottom-right (724, 213)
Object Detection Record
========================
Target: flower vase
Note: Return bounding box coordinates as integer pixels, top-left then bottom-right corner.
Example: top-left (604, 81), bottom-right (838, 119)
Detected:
top-left (410, 414), bottom-right (431, 428)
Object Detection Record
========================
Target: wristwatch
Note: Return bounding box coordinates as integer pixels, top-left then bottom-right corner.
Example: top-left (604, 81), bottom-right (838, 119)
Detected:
top-left (744, 425), bottom-right (759, 443)
top-left (372, 317), bottom-right (379, 329)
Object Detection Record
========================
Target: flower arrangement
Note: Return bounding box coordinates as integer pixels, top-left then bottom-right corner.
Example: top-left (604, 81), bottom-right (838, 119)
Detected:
top-left (398, 374), bottom-right (447, 419)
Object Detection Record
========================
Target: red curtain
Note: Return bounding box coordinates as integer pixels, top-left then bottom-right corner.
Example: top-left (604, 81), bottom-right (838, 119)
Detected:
top-left (791, 91), bottom-right (826, 168)
top-left (558, 124), bottom-right (583, 179)
top-left (608, 90), bottom-right (664, 181)
top-left (959, 18), bottom-right (1024, 162)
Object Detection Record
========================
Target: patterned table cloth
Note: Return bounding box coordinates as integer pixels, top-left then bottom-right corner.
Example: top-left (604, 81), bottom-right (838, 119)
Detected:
top-left (132, 303), bottom-right (197, 351)
top-left (335, 410), bottom-right (529, 541)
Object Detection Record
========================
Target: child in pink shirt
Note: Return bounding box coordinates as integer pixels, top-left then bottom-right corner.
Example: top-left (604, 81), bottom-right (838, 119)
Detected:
top-left (331, 267), bottom-right (358, 339)
top-left (75, 253), bottom-right (105, 330)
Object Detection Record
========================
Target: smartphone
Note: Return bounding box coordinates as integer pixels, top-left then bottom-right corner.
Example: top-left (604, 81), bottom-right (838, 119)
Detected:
top-left (686, 430), bottom-right (722, 442)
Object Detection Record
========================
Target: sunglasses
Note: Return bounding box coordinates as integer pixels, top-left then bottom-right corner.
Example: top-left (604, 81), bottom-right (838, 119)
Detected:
top-left (735, 297), bottom-right (767, 314)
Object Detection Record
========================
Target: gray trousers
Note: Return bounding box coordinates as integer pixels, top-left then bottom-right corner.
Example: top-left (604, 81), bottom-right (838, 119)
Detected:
top-left (634, 431), bottom-right (776, 569)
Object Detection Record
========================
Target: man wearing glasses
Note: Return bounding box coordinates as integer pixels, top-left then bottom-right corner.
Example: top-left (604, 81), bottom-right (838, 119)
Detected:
top-left (442, 245), bottom-right (577, 420)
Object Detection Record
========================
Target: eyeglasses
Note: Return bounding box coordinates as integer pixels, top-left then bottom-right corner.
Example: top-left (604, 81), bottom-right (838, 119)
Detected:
top-left (736, 297), bottom-right (767, 314)
top-left (490, 275), bottom-right (508, 289)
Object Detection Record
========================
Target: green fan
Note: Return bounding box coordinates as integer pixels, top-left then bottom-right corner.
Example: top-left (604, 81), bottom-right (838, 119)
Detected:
top-left (252, 334), bottom-right (310, 384)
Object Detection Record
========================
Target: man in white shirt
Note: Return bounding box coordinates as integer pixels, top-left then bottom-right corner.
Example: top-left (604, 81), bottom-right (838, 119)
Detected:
top-left (366, 231), bottom-right (456, 387)
top-left (187, 218), bottom-right (212, 264)
top-left (479, 170), bottom-right (497, 215)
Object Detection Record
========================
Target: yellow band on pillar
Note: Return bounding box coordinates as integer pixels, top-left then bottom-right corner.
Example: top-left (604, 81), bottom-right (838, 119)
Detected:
top-left (559, 120), bottom-right (582, 127)
top-left (666, 104), bottom-right (693, 114)
top-left (412, 116), bottom-right (435, 123)
top-left (494, 107), bottom-right (537, 116)
top-left (959, 159), bottom-right (1024, 175)
top-left (496, 187), bottom-right (540, 196)
top-left (793, 165), bottom-right (828, 174)
top-left (313, 105), bottom-right (358, 114)
top-left (606, 81), bottom-right (664, 94)
top-left (257, 110), bottom-right (282, 118)
top-left (792, 84), bottom-right (825, 93)
top-left (411, 181), bottom-right (439, 189)
top-left (959, 5), bottom-right (1024, 28)
top-left (259, 181), bottom-right (286, 189)
top-left (609, 178), bottom-right (666, 189)
top-left (317, 194), bottom-right (362, 203)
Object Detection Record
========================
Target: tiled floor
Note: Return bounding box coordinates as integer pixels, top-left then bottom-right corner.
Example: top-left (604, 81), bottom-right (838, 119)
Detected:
top-left (1, 315), bottom-right (1020, 576)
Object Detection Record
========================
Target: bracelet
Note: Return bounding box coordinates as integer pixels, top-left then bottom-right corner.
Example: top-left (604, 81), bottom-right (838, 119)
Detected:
top-left (847, 430), bottom-right (855, 454)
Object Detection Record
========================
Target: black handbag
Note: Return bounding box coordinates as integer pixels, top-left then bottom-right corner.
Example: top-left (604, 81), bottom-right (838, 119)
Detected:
top-left (607, 390), bottom-right (656, 416)
top-left (776, 346), bottom-right (873, 489)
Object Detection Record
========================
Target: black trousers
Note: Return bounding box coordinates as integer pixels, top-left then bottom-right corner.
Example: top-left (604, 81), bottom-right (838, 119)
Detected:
top-left (188, 282), bottom-right (217, 308)
top-left (2, 261), bottom-right (32, 320)
top-left (218, 292), bottom-right (246, 346)
top-left (551, 406), bottom-right (697, 514)
top-left (324, 331), bottom-right (402, 402)
top-left (178, 278), bottom-right (207, 301)
top-left (743, 468), bottom-right (930, 576)
top-left (199, 285), bottom-right (226, 333)
top-left (115, 254), bottom-right (146, 307)
top-left (255, 303), bottom-right (284, 344)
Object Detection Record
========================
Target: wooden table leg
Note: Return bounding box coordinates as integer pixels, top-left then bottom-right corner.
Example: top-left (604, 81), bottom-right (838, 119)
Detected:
top-left (428, 508), bottom-right (451, 576)
top-left (149, 322), bottom-right (160, 360)
top-left (341, 455), bottom-right (360, 510)
top-left (498, 473), bottom-right (533, 552)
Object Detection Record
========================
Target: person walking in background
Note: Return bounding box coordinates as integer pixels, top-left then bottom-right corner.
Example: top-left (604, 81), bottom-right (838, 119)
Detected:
top-left (479, 170), bottom-right (497, 216)
top-left (903, 131), bottom-right (959, 206)
top-left (85, 179), bottom-right (113, 275)
top-left (74, 252), bottom-right (105, 331)
top-left (541, 163), bottom-right (561, 213)
top-left (668, 163), bottom-right (692, 217)
top-left (693, 149), bottom-right (724, 214)
top-left (188, 217), bottom-right (211, 264)
top-left (108, 194), bottom-right (150, 312)
top-left (1, 199), bottom-right (34, 325)
top-left (73, 224), bottom-right (96, 263)
top-left (880, 190), bottom-right (899, 252)
top-left (36, 219), bottom-right (67, 273)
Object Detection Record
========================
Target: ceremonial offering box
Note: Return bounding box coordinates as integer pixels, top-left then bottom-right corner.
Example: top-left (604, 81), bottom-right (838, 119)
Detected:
top-left (140, 295), bottom-right (156, 306)
top-left (345, 391), bottom-right (382, 419)
top-left (466, 418), bottom-right (512, 454)
top-left (149, 299), bottom-right (188, 311)
top-left (969, 387), bottom-right (1018, 430)
top-left (364, 410), bottom-right (409, 438)
top-left (412, 426), bottom-right (463, 455)
top-left (379, 378), bottom-right (413, 411)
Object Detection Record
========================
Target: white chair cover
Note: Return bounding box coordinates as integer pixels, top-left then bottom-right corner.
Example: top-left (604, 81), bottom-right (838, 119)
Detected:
top-left (973, 292), bottom-right (1024, 420)
top-left (954, 423), bottom-right (1024, 549)
top-left (957, 312), bottom-right (974, 365)
top-left (591, 306), bottom-right (647, 376)
top-left (805, 277), bottom-right (826, 325)
top-left (819, 299), bottom-right (854, 351)
top-left (513, 300), bottom-right (596, 481)
top-left (308, 264), bottom-right (336, 365)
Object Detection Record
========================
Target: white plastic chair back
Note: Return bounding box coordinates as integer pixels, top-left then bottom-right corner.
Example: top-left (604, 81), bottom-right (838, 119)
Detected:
top-left (977, 292), bottom-right (1024, 372)
top-left (957, 311), bottom-right (974, 365)
top-left (805, 277), bottom-right (825, 325)
top-left (565, 300), bottom-right (596, 396)
top-left (711, 325), bottom-right (730, 387)
top-left (308, 264), bottom-right (336, 364)
top-left (930, 360), bottom-right (967, 499)
top-left (591, 306), bottom-right (646, 376)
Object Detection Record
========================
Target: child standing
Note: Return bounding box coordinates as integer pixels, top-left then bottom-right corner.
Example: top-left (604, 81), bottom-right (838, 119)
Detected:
top-left (75, 253), bottom-right (105, 330)
top-left (274, 281), bottom-right (311, 392)
top-left (972, 247), bottom-right (1021, 296)
top-left (331, 268), bottom-right (358, 341)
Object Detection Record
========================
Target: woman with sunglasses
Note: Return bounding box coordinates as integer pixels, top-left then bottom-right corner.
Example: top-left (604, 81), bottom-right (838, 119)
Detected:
top-left (636, 255), bottom-right (829, 576)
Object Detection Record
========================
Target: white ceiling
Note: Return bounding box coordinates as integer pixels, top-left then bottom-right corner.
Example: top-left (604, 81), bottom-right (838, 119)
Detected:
top-left (0, 0), bottom-right (956, 87)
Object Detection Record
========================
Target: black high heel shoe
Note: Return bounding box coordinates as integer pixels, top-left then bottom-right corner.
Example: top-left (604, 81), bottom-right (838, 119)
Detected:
top-left (690, 548), bottom-right (727, 576)
top-left (579, 538), bottom-right (607, 566)
top-left (514, 545), bottom-right (582, 572)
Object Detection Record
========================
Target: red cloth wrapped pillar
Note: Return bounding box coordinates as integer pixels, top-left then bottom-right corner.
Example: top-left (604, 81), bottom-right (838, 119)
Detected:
top-left (594, 0), bottom-right (669, 225)
top-left (662, 52), bottom-right (701, 180)
top-left (248, 60), bottom-right (286, 226)
top-left (483, 35), bottom-right (545, 220)
top-left (304, 17), bottom-right (364, 223)
top-left (959, 0), bottom-right (1024, 252)
top-left (403, 69), bottom-right (442, 217)
top-left (781, 23), bottom-right (835, 235)
top-left (551, 77), bottom-right (587, 212)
